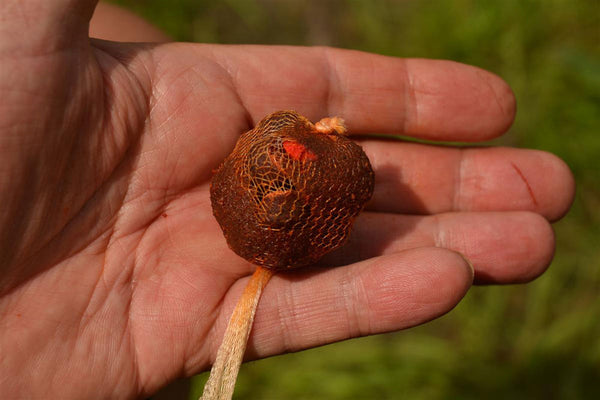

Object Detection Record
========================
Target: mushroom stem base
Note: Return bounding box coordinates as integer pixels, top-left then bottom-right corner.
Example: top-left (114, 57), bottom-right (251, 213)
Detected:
top-left (200, 266), bottom-right (274, 400)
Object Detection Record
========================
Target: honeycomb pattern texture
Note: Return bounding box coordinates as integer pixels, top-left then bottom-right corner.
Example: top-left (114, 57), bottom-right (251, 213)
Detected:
top-left (210, 110), bottom-right (374, 270)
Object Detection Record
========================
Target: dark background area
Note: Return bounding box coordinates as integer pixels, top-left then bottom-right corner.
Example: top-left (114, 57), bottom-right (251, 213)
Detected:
top-left (109, 1), bottom-right (599, 398)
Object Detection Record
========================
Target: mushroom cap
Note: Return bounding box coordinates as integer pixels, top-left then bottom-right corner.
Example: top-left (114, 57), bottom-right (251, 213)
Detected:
top-left (210, 110), bottom-right (374, 270)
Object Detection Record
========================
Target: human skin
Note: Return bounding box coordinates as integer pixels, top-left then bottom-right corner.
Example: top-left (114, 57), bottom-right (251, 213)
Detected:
top-left (0, 0), bottom-right (575, 398)
top-left (89, 1), bottom-right (171, 42)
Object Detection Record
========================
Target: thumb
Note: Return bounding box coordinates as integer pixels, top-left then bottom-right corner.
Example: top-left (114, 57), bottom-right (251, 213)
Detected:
top-left (1, 0), bottom-right (98, 54)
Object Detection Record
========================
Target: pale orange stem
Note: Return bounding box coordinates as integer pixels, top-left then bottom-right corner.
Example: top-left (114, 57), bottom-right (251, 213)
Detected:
top-left (200, 266), bottom-right (274, 400)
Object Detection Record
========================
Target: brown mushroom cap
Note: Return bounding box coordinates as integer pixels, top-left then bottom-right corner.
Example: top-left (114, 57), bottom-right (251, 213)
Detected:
top-left (210, 110), bottom-right (374, 270)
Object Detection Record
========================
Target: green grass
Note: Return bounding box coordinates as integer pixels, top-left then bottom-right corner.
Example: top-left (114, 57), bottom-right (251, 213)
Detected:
top-left (109, 0), bottom-right (600, 398)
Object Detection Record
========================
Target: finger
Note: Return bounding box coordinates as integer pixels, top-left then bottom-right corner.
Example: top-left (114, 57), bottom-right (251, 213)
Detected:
top-left (90, 2), bottom-right (171, 42)
top-left (210, 46), bottom-right (516, 141)
top-left (243, 247), bottom-right (472, 359)
top-left (362, 141), bottom-right (575, 221)
top-left (325, 211), bottom-right (555, 284)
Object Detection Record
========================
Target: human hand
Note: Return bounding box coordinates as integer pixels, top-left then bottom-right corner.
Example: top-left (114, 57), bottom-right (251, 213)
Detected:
top-left (0, 1), bottom-right (574, 398)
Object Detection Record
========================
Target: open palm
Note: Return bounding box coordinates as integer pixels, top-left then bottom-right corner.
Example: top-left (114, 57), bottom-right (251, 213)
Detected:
top-left (0, 1), bottom-right (574, 398)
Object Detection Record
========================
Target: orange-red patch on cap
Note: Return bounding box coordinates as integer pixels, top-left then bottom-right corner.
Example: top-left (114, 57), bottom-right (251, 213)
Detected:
top-left (283, 140), bottom-right (318, 161)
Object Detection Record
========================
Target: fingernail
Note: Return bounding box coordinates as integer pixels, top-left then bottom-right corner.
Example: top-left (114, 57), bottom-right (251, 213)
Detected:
top-left (456, 252), bottom-right (474, 280)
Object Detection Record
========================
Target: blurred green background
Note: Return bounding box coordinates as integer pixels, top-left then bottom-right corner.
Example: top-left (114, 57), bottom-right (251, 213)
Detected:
top-left (108, 0), bottom-right (599, 398)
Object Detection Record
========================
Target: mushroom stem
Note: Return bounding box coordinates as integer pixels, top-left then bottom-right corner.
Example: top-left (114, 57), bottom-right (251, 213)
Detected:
top-left (200, 266), bottom-right (274, 400)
